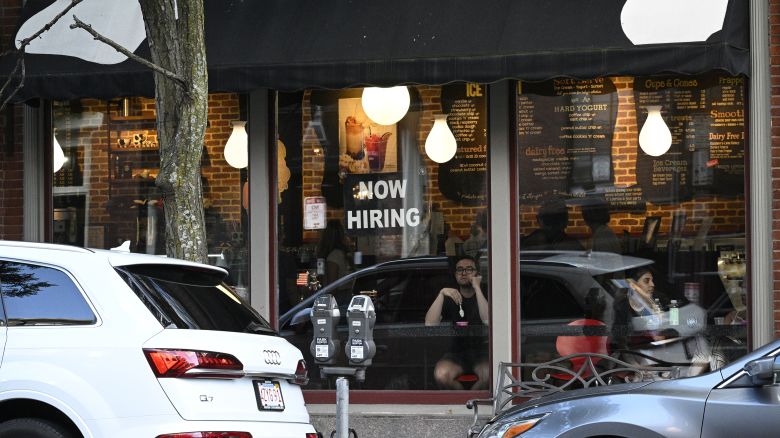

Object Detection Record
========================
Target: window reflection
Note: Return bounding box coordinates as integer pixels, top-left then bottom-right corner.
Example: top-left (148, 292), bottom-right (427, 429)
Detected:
top-left (276, 85), bottom-right (490, 391)
top-left (51, 96), bottom-right (250, 296)
top-left (517, 75), bottom-right (748, 375)
top-left (0, 262), bottom-right (95, 325)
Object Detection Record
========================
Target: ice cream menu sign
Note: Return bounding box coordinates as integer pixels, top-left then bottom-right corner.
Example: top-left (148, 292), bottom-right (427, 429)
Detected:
top-left (438, 83), bottom-right (488, 205)
top-left (634, 74), bottom-right (746, 203)
top-left (516, 78), bottom-right (618, 203)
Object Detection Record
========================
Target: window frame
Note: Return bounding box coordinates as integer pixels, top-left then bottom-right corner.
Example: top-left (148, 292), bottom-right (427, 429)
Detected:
top-left (271, 85), bottom-right (494, 404)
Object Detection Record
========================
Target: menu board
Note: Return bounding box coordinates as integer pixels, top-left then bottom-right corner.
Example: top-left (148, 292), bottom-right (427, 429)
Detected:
top-left (438, 83), bottom-right (488, 205)
top-left (516, 78), bottom-right (618, 203)
top-left (634, 74), bottom-right (746, 203)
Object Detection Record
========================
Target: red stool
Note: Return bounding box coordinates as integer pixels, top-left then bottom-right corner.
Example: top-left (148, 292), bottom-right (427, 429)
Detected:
top-left (553, 319), bottom-right (609, 379)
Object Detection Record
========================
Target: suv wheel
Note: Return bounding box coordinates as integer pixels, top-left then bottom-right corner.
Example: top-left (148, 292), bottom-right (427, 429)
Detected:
top-left (0, 418), bottom-right (75, 438)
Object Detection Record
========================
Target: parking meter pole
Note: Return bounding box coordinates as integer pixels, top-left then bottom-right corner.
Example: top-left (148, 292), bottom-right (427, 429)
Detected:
top-left (314, 295), bottom-right (375, 438)
top-left (336, 377), bottom-right (349, 438)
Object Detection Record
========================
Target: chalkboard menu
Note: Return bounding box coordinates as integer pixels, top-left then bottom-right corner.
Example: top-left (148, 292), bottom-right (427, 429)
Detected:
top-left (439, 83), bottom-right (488, 205)
top-left (516, 78), bottom-right (618, 203)
top-left (634, 74), bottom-right (746, 203)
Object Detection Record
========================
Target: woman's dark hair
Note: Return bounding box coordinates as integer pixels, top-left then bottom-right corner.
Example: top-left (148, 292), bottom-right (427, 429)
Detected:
top-left (628, 266), bottom-right (654, 282)
top-left (317, 220), bottom-right (348, 258)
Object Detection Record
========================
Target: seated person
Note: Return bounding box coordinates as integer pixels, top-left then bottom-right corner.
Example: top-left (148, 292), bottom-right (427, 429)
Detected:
top-left (582, 199), bottom-right (622, 254)
top-left (425, 255), bottom-right (489, 390)
top-left (522, 198), bottom-right (585, 251)
top-left (614, 267), bottom-right (717, 375)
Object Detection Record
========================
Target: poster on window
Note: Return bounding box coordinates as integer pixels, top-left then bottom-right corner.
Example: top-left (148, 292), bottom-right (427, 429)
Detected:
top-left (342, 173), bottom-right (423, 236)
top-left (303, 196), bottom-right (327, 230)
top-left (438, 82), bottom-right (488, 205)
top-left (337, 97), bottom-right (398, 175)
top-left (634, 73), bottom-right (746, 203)
top-left (516, 77), bottom-right (618, 204)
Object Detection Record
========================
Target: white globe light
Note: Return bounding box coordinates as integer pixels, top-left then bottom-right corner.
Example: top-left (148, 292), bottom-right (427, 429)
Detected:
top-left (424, 114), bottom-right (457, 163)
top-left (224, 121), bottom-right (248, 169)
top-left (361, 86), bottom-right (410, 125)
top-left (638, 106), bottom-right (672, 157)
top-left (53, 134), bottom-right (67, 173)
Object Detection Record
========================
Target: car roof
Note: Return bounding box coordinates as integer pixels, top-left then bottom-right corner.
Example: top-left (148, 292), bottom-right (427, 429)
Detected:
top-left (279, 251), bottom-right (653, 326)
top-left (366, 251), bottom-right (653, 276)
top-left (519, 251), bottom-right (654, 275)
top-left (0, 240), bottom-right (227, 275)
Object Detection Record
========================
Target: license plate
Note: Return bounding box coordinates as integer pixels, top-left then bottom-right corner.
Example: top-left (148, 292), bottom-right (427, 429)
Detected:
top-left (254, 380), bottom-right (285, 411)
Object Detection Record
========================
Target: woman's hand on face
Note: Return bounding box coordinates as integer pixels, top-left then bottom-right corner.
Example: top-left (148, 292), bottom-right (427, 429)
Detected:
top-left (440, 287), bottom-right (462, 305)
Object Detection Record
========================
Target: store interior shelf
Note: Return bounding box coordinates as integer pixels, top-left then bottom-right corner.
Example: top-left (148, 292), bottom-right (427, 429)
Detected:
top-left (110, 115), bottom-right (157, 122)
top-left (112, 147), bottom-right (158, 152)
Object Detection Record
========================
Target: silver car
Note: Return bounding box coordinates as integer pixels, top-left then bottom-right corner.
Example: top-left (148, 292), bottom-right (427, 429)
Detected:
top-left (476, 336), bottom-right (780, 438)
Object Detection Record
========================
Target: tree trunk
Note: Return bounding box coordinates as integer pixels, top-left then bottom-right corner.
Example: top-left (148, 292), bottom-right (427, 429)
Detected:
top-left (139, 0), bottom-right (208, 263)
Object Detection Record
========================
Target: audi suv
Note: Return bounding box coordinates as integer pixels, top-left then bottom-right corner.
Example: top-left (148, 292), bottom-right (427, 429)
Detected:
top-left (0, 240), bottom-right (317, 438)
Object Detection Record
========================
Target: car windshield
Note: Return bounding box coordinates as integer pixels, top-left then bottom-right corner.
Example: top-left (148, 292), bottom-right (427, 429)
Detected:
top-left (116, 264), bottom-right (274, 335)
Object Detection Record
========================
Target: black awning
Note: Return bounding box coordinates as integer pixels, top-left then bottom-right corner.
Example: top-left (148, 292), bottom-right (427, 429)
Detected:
top-left (2, 0), bottom-right (749, 101)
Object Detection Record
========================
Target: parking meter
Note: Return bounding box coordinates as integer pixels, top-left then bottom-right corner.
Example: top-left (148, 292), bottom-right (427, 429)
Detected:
top-left (346, 295), bottom-right (376, 367)
top-left (310, 294), bottom-right (340, 366)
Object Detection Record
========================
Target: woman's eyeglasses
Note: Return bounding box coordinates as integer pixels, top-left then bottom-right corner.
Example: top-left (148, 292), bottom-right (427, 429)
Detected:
top-left (455, 266), bottom-right (477, 274)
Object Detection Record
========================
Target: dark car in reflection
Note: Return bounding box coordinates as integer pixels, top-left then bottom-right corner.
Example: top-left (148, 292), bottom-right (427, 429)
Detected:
top-left (279, 251), bottom-right (672, 391)
top-left (475, 338), bottom-right (780, 438)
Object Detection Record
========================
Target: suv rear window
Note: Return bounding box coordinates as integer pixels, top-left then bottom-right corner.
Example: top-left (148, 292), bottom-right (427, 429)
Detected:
top-left (116, 264), bottom-right (274, 335)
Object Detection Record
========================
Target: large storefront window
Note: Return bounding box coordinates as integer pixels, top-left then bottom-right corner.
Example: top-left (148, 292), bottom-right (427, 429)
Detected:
top-left (51, 96), bottom-right (249, 295)
top-left (275, 85), bottom-right (490, 391)
top-left (517, 74), bottom-right (748, 374)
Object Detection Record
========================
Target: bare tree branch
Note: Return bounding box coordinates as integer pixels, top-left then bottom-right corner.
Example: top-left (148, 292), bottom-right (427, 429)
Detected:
top-left (0, 58), bottom-right (25, 111)
top-left (18, 0), bottom-right (84, 50)
top-left (0, 0), bottom-right (85, 109)
top-left (70, 16), bottom-right (186, 87)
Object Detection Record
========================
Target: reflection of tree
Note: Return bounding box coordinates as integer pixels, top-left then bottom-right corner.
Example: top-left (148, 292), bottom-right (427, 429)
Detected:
top-left (0, 262), bottom-right (53, 298)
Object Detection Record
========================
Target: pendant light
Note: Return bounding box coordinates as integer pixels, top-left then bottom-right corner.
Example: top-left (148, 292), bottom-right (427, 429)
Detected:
top-left (424, 114), bottom-right (457, 163)
top-left (638, 106), bottom-right (672, 157)
top-left (224, 121), bottom-right (248, 169)
top-left (361, 86), bottom-right (410, 125)
top-left (53, 131), bottom-right (67, 173)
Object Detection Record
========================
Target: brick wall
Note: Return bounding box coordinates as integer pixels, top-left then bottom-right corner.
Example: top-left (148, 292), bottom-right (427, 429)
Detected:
top-left (770, 0), bottom-right (780, 337)
top-left (0, 104), bottom-right (23, 240)
top-left (519, 76), bottom-right (746, 240)
top-left (0, 0), bottom-right (24, 240)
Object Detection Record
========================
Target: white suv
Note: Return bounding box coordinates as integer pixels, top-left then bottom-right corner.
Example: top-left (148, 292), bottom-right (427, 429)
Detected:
top-left (0, 241), bottom-right (318, 438)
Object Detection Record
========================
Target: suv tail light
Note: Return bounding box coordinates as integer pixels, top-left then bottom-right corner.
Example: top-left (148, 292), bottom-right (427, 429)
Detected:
top-left (144, 349), bottom-right (244, 378)
top-left (305, 434), bottom-right (320, 438)
top-left (292, 359), bottom-right (309, 385)
top-left (157, 433), bottom-right (251, 438)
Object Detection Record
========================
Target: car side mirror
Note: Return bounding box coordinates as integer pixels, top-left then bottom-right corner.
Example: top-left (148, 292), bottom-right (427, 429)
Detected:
top-left (743, 356), bottom-right (780, 386)
top-left (291, 307), bottom-right (313, 326)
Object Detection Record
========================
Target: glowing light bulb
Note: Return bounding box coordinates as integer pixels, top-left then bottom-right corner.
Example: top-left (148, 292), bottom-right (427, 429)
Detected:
top-left (224, 121), bottom-right (248, 169)
top-left (361, 86), bottom-right (410, 125)
top-left (424, 114), bottom-right (457, 163)
top-left (53, 133), bottom-right (67, 173)
top-left (639, 106), bottom-right (672, 157)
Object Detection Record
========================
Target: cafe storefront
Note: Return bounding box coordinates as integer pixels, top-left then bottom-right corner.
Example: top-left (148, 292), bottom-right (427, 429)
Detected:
top-left (0, 0), bottom-right (770, 432)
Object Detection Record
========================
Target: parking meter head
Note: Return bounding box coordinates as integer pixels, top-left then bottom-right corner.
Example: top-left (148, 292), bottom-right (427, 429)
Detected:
top-left (346, 294), bottom-right (377, 367)
top-left (310, 294), bottom-right (341, 365)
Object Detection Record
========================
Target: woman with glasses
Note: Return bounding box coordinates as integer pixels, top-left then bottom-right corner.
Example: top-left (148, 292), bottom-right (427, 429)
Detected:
top-left (425, 255), bottom-right (489, 389)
